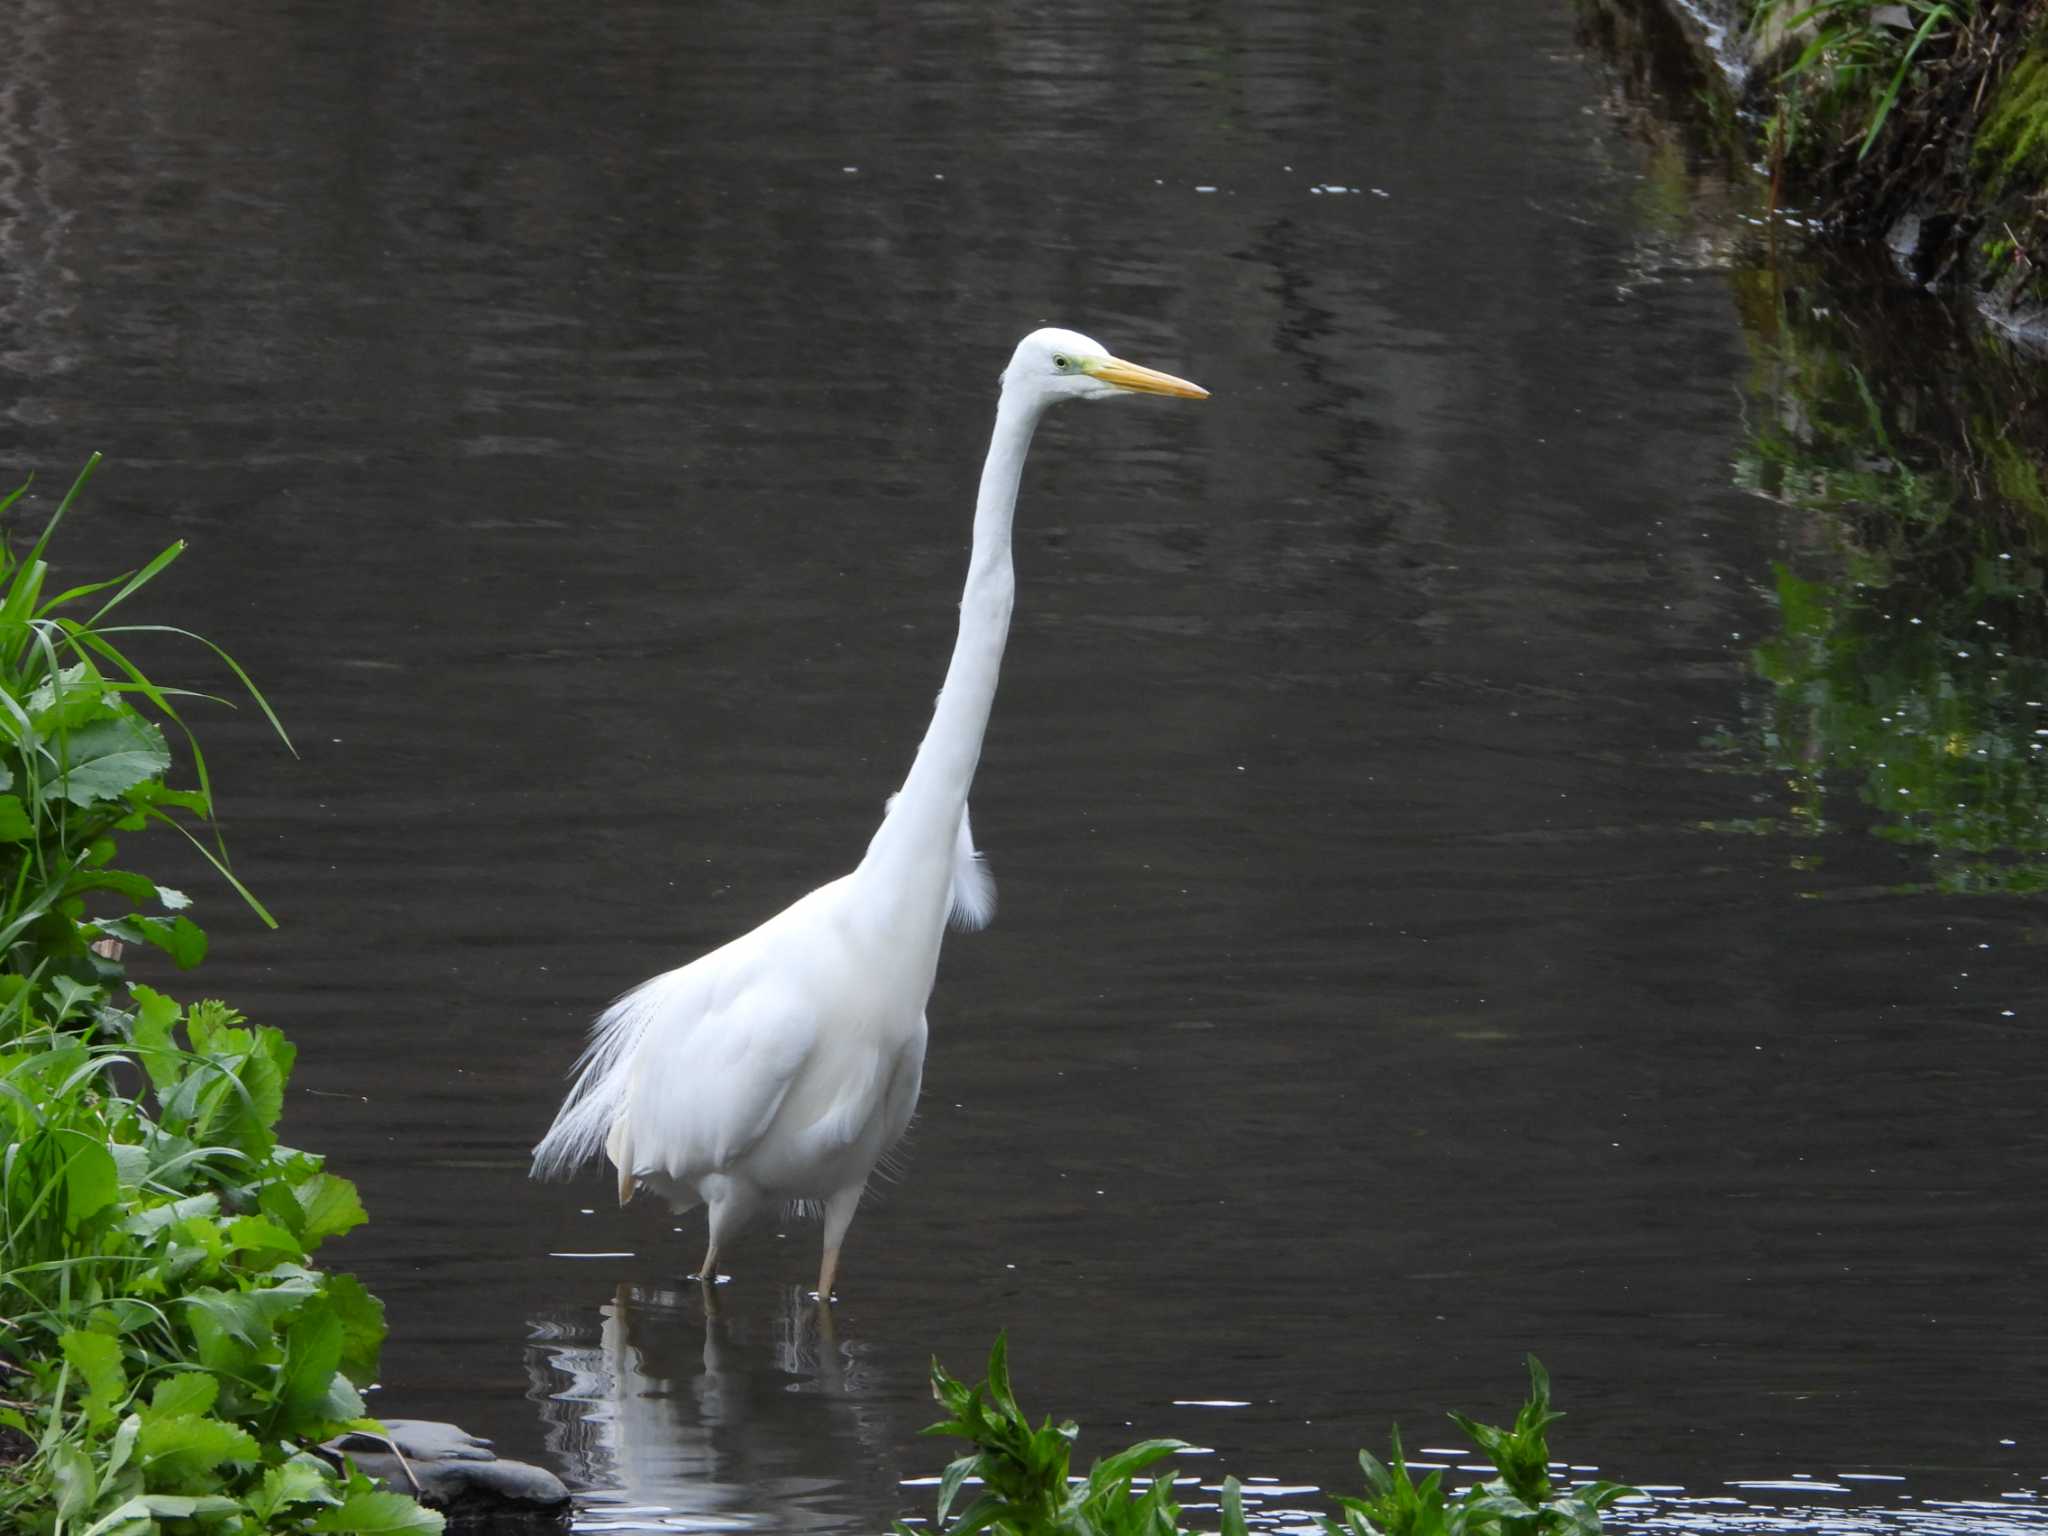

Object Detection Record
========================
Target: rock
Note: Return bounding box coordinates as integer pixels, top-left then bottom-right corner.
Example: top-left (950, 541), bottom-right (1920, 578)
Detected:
top-left (325, 1420), bottom-right (572, 1531)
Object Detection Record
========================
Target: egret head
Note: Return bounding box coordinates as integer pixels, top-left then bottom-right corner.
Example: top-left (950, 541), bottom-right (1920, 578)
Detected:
top-left (1002, 327), bottom-right (1208, 409)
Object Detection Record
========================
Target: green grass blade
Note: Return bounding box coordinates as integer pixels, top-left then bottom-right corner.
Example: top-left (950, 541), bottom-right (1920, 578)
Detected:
top-left (76, 541), bottom-right (186, 627)
top-left (1858, 3), bottom-right (1951, 158)
top-left (91, 624), bottom-right (294, 757)
top-left (19, 453), bottom-right (101, 581)
top-left (145, 807), bottom-right (278, 928)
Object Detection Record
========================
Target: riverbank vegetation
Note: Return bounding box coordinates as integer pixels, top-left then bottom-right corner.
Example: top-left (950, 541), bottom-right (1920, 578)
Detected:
top-left (0, 459), bottom-right (439, 1533)
top-left (1579, 0), bottom-right (2048, 312)
top-left (1754, 0), bottom-right (2048, 303)
top-left (894, 1339), bottom-right (1635, 1536)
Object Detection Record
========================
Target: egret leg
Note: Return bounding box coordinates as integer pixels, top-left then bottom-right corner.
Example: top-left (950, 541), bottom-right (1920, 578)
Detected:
top-left (816, 1186), bottom-right (865, 1302)
top-left (696, 1175), bottom-right (756, 1285)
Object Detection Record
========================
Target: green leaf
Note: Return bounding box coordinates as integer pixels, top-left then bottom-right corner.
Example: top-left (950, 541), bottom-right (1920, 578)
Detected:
top-left (120, 913), bottom-right (208, 969)
top-left (60, 1329), bottom-right (128, 1431)
top-left (39, 714), bottom-right (171, 809)
top-left (321, 1371), bottom-right (369, 1424)
top-left (324, 1271), bottom-right (387, 1386)
top-left (1089, 1438), bottom-right (1188, 1488)
top-left (297, 1170), bottom-right (368, 1246)
top-left (51, 1439), bottom-right (96, 1524)
top-left (58, 1127), bottom-right (120, 1229)
top-left (249, 1455), bottom-right (345, 1519)
top-left (309, 1488), bottom-right (447, 1534)
top-left (180, 1282), bottom-right (314, 1372)
top-left (47, 974), bottom-right (103, 1023)
top-left (128, 986), bottom-right (184, 1094)
top-left (226, 1213), bottom-right (305, 1260)
top-left (122, 1191), bottom-right (220, 1240)
top-left (135, 1493), bottom-right (242, 1518)
top-left (936, 1452), bottom-right (979, 1526)
top-left (0, 792), bottom-right (31, 840)
top-left (27, 662), bottom-right (117, 733)
top-left (105, 1412), bottom-right (142, 1482)
top-left (272, 1302), bottom-right (346, 1437)
top-left (79, 1496), bottom-right (161, 1536)
top-left (144, 1371), bottom-right (219, 1421)
top-left (135, 1410), bottom-right (260, 1489)
top-left (1221, 1476), bottom-right (1250, 1536)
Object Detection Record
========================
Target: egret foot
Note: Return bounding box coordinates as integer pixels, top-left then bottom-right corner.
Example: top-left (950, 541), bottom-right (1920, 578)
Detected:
top-left (815, 1245), bottom-right (841, 1304)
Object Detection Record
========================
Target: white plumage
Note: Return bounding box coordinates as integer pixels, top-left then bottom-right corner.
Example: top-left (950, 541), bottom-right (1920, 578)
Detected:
top-left (531, 328), bottom-right (1207, 1298)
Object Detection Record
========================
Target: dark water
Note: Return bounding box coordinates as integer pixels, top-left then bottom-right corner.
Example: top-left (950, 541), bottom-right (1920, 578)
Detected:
top-left (3, 1), bottom-right (2045, 1531)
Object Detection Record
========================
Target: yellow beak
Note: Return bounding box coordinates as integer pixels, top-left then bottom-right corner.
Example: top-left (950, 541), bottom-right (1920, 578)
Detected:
top-left (1086, 356), bottom-right (1210, 399)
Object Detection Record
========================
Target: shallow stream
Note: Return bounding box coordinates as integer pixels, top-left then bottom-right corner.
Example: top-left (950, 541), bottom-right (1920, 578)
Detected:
top-left (1, 1), bottom-right (2043, 1531)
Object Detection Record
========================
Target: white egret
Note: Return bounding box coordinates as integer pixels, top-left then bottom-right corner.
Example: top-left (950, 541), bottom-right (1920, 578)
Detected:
top-left (531, 327), bottom-right (1208, 1299)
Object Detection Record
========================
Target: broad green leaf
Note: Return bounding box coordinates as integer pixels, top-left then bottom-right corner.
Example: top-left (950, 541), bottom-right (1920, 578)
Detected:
top-left (74, 860), bottom-right (184, 905)
top-left (309, 1488), bottom-right (447, 1535)
top-left (297, 1170), bottom-right (368, 1246)
top-left (39, 714), bottom-right (171, 809)
top-left (118, 912), bottom-right (207, 968)
top-left (58, 1127), bottom-right (120, 1229)
top-left (136, 1410), bottom-right (260, 1489)
top-left (324, 1271), bottom-right (387, 1385)
top-left (182, 999), bottom-right (248, 1057)
top-left (271, 1301), bottom-right (346, 1436)
top-left (144, 1371), bottom-right (219, 1421)
top-left (195, 1272), bottom-right (322, 1337)
top-left (60, 1329), bottom-right (128, 1431)
top-left (321, 1371), bottom-right (369, 1424)
top-left (27, 662), bottom-right (122, 742)
top-left (122, 1191), bottom-right (219, 1239)
top-left (259, 1177), bottom-right (310, 1239)
top-left (128, 986), bottom-right (185, 1094)
top-left (47, 974), bottom-right (103, 1023)
top-left (226, 1213), bottom-right (305, 1260)
top-left (0, 792), bottom-right (31, 840)
top-left (250, 1455), bottom-right (344, 1519)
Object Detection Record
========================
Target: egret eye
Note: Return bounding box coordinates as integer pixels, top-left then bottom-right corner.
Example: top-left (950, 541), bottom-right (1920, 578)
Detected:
top-left (1053, 354), bottom-right (1071, 371)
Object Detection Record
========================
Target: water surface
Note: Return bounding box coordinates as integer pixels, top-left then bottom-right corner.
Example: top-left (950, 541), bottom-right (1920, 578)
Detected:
top-left (1, 0), bottom-right (2043, 1530)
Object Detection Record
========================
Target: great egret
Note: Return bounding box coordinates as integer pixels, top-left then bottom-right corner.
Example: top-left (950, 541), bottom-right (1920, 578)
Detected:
top-left (531, 328), bottom-right (1208, 1299)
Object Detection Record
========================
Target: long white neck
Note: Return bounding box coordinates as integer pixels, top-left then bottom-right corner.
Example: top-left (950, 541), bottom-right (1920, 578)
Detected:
top-left (857, 384), bottom-right (1044, 920)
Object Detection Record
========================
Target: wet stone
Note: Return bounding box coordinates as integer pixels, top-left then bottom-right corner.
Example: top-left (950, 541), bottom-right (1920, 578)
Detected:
top-left (325, 1420), bottom-right (571, 1532)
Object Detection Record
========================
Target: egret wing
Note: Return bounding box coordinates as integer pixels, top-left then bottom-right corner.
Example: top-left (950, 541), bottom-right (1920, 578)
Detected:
top-left (620, 975), bottom-right (820, 1188)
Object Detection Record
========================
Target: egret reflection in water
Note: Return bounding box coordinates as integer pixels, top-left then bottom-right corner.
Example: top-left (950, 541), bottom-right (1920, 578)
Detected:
top-left (526, 1284), bottom-right (901, 1531)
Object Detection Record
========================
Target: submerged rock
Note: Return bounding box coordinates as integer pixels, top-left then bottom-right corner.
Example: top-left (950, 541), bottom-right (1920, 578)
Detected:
top-left (325, 1420), bottom-right (572, 1532)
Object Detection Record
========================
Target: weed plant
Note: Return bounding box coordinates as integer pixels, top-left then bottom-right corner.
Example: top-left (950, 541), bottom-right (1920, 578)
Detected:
top-left (0, 457), bottom-right (285, 1041)
top-left (895, 1340), bottom-right (1634, 1536)
top-left (1754, 0), bottom-right (1974, 161)
top-left (0, 461), bottom-right (438, 1533)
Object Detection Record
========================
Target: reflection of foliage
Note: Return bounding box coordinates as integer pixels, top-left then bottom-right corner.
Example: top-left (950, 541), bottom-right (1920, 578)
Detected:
top-left (1730, 268), bottom-right (2048, 892)
top-left (1747, 562), bottom-right (2048, 892)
